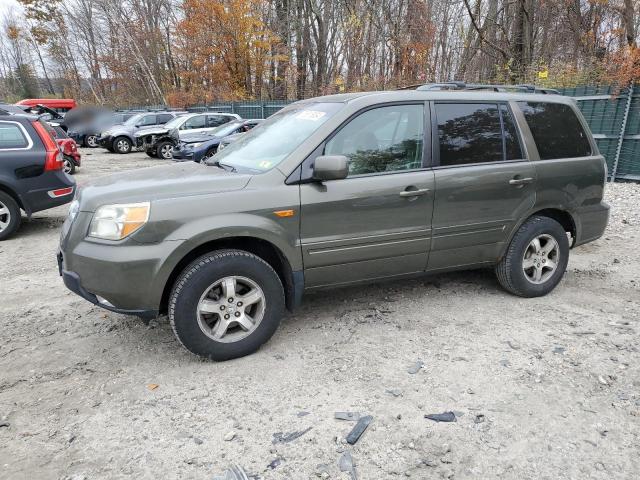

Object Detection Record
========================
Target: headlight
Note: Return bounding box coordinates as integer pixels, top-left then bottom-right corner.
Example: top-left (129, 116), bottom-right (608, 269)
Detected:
top-left (88, 202), bottom-right (150, 240)
top-left (189, 142), bottom-right (202, 148)
top-left (68, 200), bottom-right (79, 222)
top-left (218, 143), bottom-right (226, 151)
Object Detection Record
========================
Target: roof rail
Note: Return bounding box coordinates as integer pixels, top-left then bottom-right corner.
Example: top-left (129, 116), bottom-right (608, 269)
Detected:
top-left (414, 82), bottom-right (559, 95)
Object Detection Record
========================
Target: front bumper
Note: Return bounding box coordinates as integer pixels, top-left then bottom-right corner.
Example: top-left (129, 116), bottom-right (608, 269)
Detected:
top-left (59, 255), bottom-right (157, 320)
top-left (98, 135), bottom-right (113, 148)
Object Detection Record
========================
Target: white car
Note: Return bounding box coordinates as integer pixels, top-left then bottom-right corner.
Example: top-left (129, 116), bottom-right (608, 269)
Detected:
top-left (134, 112), bottom-right (242, 159)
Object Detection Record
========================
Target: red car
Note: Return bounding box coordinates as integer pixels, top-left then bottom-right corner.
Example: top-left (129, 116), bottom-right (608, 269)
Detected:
top-left (52, 125), bottom-right (81, 175)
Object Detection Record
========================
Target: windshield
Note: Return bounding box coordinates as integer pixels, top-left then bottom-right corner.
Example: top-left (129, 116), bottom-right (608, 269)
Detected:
top-left (209, 102), bottom-right (342, 173)
top-left (163, 115), bottom-right (184, 130)
top-left (210, 122), bottom-right (242, 137)
top-left (123, 113), bottom-right (143, 126)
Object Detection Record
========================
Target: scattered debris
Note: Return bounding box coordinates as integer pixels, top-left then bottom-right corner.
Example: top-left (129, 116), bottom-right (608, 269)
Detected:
top-left (507, 340), bottom-right (521, 350)
top-left (385, 389), bottom-right (403, 397)
top-left (424, 411), bottom-right (457, 423)
top-left (407, 360), bottom-right (424, 374)
top-left (553, 346), bottom-right (566, 354)
top-left (297, 411), bottom-right (310, 417)
top-left (212, 464), bottom-right (250, 480)
top-left (0, 421), bottom-right (9, 428)
top-left (146, 384), bottom-right (159, 391)
top-left (598, 375), bottom-right (609, 386)
top-left (474, 414), bottom-right (485, 424)
top-left (346, 415), bottom-right (373, 445)
top-left (338, 451), bottom-right (357, 479)
top-left (224, 431), bottom-right (237, 442)
top-left (335, 412), bottom-right (361, 421)
top-left (193, 437), bottom-right (203, 445)
top-left (268, 457), bottom-right (282, 469)
top-left (272, 426), bottom-right (312, 444)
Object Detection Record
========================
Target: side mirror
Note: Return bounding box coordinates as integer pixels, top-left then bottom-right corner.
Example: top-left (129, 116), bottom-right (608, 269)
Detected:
top-left (313, 155), bottom-right (349, 181)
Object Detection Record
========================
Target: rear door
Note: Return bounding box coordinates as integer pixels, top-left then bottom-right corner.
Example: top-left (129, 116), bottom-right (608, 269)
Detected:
top-left (299, 103), bottom-right (435, 288)
top-left (428, 102), bottom-right (536, 271)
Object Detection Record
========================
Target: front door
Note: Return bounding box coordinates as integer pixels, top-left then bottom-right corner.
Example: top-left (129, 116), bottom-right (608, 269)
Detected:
top-left (428, 102), bottom-right (537, 270)
top-left (299, 103), bottom-right (435, 288)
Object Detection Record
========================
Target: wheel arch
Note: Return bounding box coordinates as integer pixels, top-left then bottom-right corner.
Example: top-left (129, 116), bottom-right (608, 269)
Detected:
top-left (160, 236), bottom-right (298, 315)
top-left (500, 208), bottom-right (577, 260)
top-left (0, 181), bottom-right (26, 214)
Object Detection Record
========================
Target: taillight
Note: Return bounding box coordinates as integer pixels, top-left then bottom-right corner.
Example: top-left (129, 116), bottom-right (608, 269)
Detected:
top-left (33, 121), bottom-right (64, 171)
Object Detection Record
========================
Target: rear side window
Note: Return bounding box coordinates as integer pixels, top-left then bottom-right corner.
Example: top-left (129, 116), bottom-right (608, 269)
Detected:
top-left (517, 102), bottom-right (591, 159)
top-left (207, 115), bottom-right (232, 127)
top-left (183, 115), bottom-right (206, 129)
top-left (157, 114), bottom-right (173, 123)
top-left (435, 103), bottom-right (522, 166)
top-left (139, 115), bottom-right (156, 126)
top-left (0, 122), bottom-right (28, 149)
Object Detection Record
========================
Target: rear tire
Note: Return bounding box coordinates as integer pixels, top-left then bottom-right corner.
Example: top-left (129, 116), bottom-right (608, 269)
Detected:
top-left (113, 136), bottom-right (132, 154)
top-left (0, 191), bottom-right (21, 241)
top-left (63, 156), bottom-right (76, 175)
top-left (496, 216), bottom-right (569, 297)
top-left (169, 249), bottom-right (285, 360)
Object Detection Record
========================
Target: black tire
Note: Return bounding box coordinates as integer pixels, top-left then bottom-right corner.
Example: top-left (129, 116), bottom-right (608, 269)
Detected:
top-left (496, 216), bottom-right (569, 297)
top-left (0, 191), bottom-right (21, 241)
top-left (84, 135), bottom-right (99, 148)
top-left (169, 250), bottom-right (285, 360)
top-left (202, 147), bottom-right (217, 162)
top-left (146, 149), bottom-right (158, 158)
top-left (112, 136), bottom-right (132, 154)
top-left (63, 156), bottom-right (76, 175)
top-left (156, 141), bottom-right (174, 160)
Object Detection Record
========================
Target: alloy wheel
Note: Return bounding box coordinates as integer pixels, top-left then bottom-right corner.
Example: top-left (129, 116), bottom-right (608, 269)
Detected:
top-left (522, 234), bottom-right (560, 284)
top-left (197, 276), bottom-right (266, 343)
top-left (0, 200), bottom-right (10, 232)
top-left (116, 139), bottom-right (131, 153)
top-left (160, 144), bottom-right (173, 159)
top-left (86, 135), bottom-right (98, 147)
top-left (63, 159), bottom-right (73, 174)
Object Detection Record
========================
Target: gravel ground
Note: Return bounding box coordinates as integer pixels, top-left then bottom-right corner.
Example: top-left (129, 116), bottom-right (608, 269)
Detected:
top-left (0, 149), bottom-right (639, 480)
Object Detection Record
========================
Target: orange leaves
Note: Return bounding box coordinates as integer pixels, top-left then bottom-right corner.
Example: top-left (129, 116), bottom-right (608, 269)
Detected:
top-left (605, 46), bottom-right (640, 88)
top-left (176, 0), bottom-right (283, 100)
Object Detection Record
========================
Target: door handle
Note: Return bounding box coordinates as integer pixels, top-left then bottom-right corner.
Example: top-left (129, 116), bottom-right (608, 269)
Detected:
top-left (509, 177), bottom-right (534, 186)
top-left (399, 188), bottom-right (430, 197)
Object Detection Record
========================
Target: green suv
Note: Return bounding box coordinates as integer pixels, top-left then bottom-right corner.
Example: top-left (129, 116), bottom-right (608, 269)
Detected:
top-left (58, 86), bottom-right (609, 360)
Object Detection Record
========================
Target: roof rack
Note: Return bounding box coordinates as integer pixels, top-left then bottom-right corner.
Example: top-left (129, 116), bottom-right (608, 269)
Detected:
top-left (413, 82), bottom-right (559, 95)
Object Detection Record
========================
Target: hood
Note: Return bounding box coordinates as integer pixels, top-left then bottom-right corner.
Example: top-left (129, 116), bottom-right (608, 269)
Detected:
top-left (102, 124), bottom-right (133, 137)
top-left (180, 132), bottom-right (219, 144)
top-left (77, 162), bottom-right (251, 212)
top-left (134, 126), bottom-right (168, 138)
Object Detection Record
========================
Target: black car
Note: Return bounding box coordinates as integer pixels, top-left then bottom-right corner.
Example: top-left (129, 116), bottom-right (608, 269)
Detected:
top-left (0, 114), bottom-right (75, 240)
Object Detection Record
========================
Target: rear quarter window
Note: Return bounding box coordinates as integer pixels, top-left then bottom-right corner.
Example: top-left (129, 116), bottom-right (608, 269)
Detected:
top-left (517, 101), bottom-right (592, 160)
top-left (0, 122), bottom-right (28, 149)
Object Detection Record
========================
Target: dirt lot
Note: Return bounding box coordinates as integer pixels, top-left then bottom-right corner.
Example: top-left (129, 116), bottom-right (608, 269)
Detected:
top-left (0, 148), bottom-right (639, 480)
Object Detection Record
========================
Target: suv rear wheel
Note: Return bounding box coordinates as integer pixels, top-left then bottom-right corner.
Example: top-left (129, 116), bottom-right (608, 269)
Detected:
top-left (63, 156), bottom-right (76, 175)
top-left (113, 136), bottom-right (132, 154)
top-left (496, 216), bottom-right (569, 297)
top-left (0, 191), bottom-right (21, 241)
top-left (169, 250), bottom-right (285, 360)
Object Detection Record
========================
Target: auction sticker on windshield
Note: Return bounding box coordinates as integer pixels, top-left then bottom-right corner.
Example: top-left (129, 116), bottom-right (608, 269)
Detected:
top-left (295, 110), bottom-right (326, 121)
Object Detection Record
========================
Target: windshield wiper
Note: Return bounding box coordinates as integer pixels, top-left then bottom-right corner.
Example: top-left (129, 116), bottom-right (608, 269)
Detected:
top-left (207, 159), bottom-right (236, 172)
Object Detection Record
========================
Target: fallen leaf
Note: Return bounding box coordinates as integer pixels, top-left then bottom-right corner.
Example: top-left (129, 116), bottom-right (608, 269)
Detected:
top-left (147, 384), bottom-right (159, 391)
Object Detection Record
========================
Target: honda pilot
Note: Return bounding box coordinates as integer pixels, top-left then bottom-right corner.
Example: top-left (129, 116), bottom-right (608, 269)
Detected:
top-left (58, 86), bottom-right (609, 360)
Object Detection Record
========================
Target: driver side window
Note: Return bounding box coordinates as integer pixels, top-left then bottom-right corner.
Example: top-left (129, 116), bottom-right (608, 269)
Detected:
top-left (324, 104), bottom-right (424, 176)
top-left (183, 116), bottom-right (206, 130)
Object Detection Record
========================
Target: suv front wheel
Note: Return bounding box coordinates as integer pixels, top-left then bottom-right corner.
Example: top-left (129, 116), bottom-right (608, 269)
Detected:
top-left (496, 216), bottom-right (569, 297)
top-left (113, 136), bottom-right (132, 154)
top-left (169, 250), bottom-right (285, 360)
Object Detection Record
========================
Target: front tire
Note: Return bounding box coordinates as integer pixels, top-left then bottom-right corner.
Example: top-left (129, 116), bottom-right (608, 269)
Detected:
top-left (113, 136), bottom-right (132, 154)
top-left (496, 216), bottom-right (569, 297)
top-left (156, 141), bottom-right (174, 160)
top-left (85, 135), bottom-right (99, 148)
top-left (0, 191), bottom-right (21, 241)
top-left (169, 250), bottom-right (285, 360)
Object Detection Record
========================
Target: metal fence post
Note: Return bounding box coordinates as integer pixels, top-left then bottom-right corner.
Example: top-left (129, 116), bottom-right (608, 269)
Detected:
top-left (611, 84), bottom-right (633, 182)
top-left (261, 102), bottom-right (265, 119)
